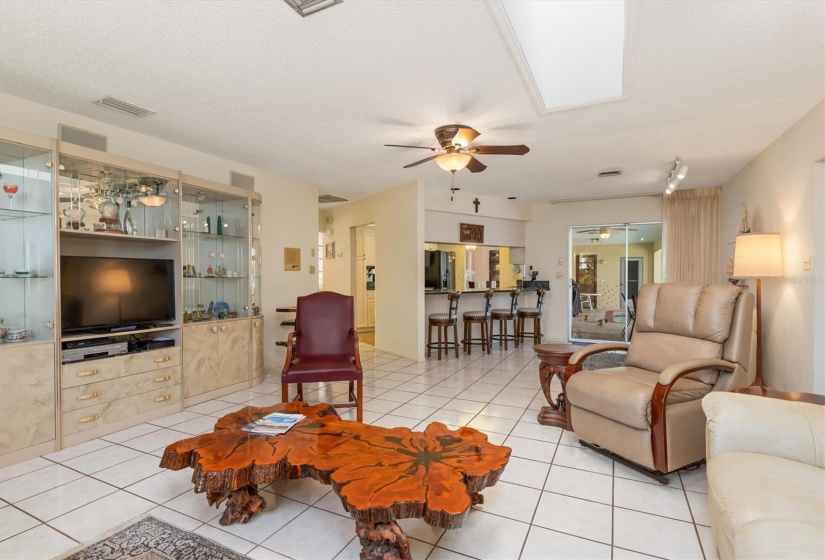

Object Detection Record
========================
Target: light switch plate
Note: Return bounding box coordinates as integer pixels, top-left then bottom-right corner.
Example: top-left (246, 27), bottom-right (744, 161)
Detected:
top-left (309, 265), bottom-right (316, 274)
top-left (558, 258), bottom-right (564, 265)
top-left (804, 255), bottom-right (811, 271)
top-left (556, 272), bottom-right (563, 279)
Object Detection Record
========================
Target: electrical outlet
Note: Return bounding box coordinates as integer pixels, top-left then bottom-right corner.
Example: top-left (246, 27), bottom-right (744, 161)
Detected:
top-left (558, 258), bottom-right (563, 265)
top-left (556, 272), bottom-right (563, 279)
top-left (309, 265), bottom-right (316, 274)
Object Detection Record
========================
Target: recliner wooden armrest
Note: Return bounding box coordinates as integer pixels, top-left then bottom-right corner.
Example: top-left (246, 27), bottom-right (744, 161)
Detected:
top-left (656, 358), bottom-right (737, 386)
top-left (565, 342), bottom-right (629, 380)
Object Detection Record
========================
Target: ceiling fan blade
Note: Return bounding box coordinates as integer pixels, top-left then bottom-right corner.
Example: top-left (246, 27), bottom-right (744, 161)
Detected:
top-left (403, 155), bottom-right (439, 168)
top-left (468, 145), bottom-right (530, 156)
top-left (466, 156), bottom-right (487, 173)
top-left (385, 144), bottom-right (438, 151)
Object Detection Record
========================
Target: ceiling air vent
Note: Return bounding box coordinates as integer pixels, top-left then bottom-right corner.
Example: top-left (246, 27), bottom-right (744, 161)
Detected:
top-left (319, 194), bottom-right (348, 204)
top-left (598, 169), bottom-right (622, 177)
top-left (94, 96), bottom-right (156, 117)
top-left (230, 171), bottom-right (255, 190)
top-left (283, 0), bottom-right (341, 17)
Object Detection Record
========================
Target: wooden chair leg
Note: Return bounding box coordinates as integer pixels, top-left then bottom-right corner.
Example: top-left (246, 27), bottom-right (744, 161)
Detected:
top-left (453, 323), bottom-right (459, 358)
top-left (296, 383), bottom-right (303, 401)
top-left (356, 379), bottom-right (363, 422)
top-left (514, 318), bottom-right (519, 348)
top-left (503, 319), bottom-right (508, 350)
top-left (484, 321), bottom-right (491, 353)
top-left (281, 383), bottom-right (289, 403)
top-left (349, 380), bottom-right (355, 401)
top-left (534, 317), bottom-right (541, 344)
top-left (463, 321), bottom-right (470, 354)
top-left (427, 324), bottom-right (432, 357)
top-left (437, 324), bottom-right (443, 360)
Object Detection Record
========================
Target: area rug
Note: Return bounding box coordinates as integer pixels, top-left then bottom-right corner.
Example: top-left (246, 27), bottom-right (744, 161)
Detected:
top-left (583, 350), bottom-right (626, 370)
top-left (57, 516), bottom-right (249, 560)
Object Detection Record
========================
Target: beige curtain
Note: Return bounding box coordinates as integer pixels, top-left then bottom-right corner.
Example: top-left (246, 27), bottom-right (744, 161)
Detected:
top-left (663, 187), bottom-right (721, 283)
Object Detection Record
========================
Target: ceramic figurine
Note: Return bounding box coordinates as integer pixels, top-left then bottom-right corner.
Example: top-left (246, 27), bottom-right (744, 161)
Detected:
top-left (206, 265), bottom-right (215, 277)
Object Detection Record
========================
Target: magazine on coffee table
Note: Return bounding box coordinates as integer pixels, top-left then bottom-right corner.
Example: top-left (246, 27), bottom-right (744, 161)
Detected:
top-left (242, 412), bottom-right (306, 435)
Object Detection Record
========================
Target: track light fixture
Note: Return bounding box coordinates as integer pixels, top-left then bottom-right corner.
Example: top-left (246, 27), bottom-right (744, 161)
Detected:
top-left (665, 156), bottom-right (689, 195)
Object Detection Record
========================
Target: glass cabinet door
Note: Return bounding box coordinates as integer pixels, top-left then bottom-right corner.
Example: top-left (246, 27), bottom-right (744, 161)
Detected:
top-left (182, 185), bottom-right (249, 322)
top-left (58, 154), bottom-right (180, 240)
top-left (0, 139), bottom-right (55, 343)
top-left (251, 198), bottom-right (262, 317)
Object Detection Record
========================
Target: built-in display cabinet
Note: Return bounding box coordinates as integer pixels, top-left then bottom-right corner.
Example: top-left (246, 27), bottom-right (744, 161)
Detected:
top-left (0, 129), bottom-right (58, 466)
top-left (0, 128), bottom-right (265, 467)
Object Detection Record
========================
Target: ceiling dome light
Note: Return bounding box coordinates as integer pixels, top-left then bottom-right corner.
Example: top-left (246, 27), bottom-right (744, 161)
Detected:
top-left (599, 226), bottom-right (611, 239)
top-left (435, 153), bottom-right (472, 172)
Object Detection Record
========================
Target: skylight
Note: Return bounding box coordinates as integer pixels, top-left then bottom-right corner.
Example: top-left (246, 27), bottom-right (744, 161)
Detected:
top-left (495, 0), bottom-right (628, 112)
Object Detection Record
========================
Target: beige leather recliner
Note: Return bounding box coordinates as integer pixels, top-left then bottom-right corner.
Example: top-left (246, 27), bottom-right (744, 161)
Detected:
top-left (565, 283), bottom-right (755, 480)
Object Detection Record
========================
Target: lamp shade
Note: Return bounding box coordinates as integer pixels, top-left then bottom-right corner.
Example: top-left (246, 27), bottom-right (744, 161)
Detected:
top-left (435, 153), bottom-right (472, 172)
top-left (733, 233), bottom-right (782, 278)
top-left (96, 269), bottom-right (133, 293)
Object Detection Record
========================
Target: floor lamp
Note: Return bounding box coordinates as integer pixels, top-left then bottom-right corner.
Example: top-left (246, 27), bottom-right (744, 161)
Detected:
top-left (733, 233), bottom-right (782, 387)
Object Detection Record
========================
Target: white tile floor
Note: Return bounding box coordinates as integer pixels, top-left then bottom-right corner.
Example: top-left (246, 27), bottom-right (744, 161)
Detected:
top-left (0, 343), bottom-right (716, 560)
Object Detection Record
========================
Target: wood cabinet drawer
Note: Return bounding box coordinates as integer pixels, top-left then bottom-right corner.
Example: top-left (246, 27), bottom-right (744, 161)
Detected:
top-left (62, 384), bottom-right (181, 435)
top-left (62, 348), bottom-right (181, 389)
top-left (61, 366), bottom-right (180, 413)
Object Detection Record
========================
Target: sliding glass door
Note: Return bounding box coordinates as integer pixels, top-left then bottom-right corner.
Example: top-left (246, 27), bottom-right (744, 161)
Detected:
top-left (569, 222), bottom-right (662, 343)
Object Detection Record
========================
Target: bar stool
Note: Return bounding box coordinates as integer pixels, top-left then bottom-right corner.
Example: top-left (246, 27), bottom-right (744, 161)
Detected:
top-left (490, 289), bottom-right (520, 350)
top-left (517, 287), bottom-right (546, 345)
top-left (462, 289), bottom-right (494, 355)
top-left (427, 292), bottom-right (461, 360)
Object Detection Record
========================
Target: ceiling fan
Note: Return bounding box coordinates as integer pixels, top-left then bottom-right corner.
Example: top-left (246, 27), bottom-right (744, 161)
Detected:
top-left (385, 124), bottom-right (529, 173)
top-left (578, 226), bottom-right (638, 239)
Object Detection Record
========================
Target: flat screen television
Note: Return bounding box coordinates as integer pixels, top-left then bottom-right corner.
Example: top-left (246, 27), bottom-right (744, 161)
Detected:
top-left (60, 256), bottom-right (175, 333)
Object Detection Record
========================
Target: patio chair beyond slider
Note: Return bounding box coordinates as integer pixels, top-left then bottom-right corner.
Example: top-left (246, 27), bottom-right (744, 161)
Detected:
top-left (281, 291), bottom-right (363, 421)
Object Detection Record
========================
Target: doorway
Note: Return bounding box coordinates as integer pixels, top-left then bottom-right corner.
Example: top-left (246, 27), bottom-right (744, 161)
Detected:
top-left (569, 222), bottom-right (662, 343)
top-left (353, 224), bottom-right (376, 345)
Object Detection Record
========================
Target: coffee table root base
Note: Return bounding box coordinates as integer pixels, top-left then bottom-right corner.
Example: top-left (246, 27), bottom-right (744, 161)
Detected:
top-left (356, 521), bottom-right (411, 560)
top-left (470, 492), bottom-right (484, 506)
top-left (209, 485), bottom-right (267, 526)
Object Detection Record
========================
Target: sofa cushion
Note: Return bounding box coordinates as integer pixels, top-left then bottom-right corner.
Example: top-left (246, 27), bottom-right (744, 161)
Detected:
top-left (734, 520), bottom-right (825, 560)
top-left (566, 367), bottom-right (712, 430)
top-left (708, 451), bottom-right (825, 556)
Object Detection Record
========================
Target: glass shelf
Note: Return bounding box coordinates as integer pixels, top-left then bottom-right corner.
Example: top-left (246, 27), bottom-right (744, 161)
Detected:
top-left (0, 275), bottom-right (50, 279)
top-left (183, 231), bottom-right (246, 240)
top-left (0, 208), bottom-right (49, 221)
top-left (184, 276), bottom-right (248, 280)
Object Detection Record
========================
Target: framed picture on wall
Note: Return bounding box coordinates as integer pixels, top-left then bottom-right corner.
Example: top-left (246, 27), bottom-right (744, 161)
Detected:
top-left (366, 265), bottom-right (375, 290)
top-left (460, 223), bottom-right (484, 243)
top-left (325, 242), bottom-right (335, 259)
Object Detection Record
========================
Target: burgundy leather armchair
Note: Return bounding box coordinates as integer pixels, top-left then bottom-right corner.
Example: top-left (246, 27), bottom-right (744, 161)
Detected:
top-left (281, 291), bottom-right (363, 421)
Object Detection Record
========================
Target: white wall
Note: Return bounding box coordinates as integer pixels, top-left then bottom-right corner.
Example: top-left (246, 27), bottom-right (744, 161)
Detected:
top-left (424, 186), bottom-right (529, 247)
top-left (526, 196), bottom-right (664, 341)
top-left (321, 181), bottom-right (425, 360)
top-left (721, 100), bottom-right (824, 392)
top-left (0, 93), bottom-right (320, 373)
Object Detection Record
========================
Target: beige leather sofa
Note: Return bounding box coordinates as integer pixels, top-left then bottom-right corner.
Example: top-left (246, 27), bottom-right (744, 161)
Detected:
top-left (703, 392), bottom-right (825, 559)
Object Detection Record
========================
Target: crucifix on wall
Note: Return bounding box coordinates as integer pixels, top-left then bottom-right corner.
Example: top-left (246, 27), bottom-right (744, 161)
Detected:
top-left (473, 198), bottom-right (480, 213)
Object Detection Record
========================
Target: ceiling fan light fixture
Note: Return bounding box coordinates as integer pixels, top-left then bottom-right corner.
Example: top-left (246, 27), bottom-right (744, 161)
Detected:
top-left (451, 127), bottom-right (480, 148)
top-left (436, 153), bottom-right (472, 172)
top-left (599, 226), bottom-right (611, 239)
top-left (140, 183), bottom-right (167, 207)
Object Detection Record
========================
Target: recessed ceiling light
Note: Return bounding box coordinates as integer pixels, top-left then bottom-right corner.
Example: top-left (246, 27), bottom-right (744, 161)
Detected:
top-left (640, 237), bottom-right (644, 241)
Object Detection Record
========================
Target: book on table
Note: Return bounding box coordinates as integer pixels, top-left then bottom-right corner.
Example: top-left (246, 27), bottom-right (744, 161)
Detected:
top-left (242, 412), bottom-right (306, 435)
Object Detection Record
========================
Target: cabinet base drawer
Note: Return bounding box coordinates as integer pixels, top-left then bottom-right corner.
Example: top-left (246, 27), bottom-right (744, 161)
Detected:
top-left (62, 385), bottom-right (181, 435)
top-left (62, 366), bottom-right (181, 413)
top-left (62, 348), bottom-right (182, 389)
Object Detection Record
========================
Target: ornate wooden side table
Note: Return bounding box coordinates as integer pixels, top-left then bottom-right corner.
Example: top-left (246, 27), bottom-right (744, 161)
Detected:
top-left (160, 401), bottom-right (511, 560)
top-left (533, 343), bottom-right (581, 429)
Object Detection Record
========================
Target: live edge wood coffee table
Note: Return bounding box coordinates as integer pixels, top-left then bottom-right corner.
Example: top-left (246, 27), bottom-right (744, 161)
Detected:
top-left (160, 402), bottom-right (511, 560)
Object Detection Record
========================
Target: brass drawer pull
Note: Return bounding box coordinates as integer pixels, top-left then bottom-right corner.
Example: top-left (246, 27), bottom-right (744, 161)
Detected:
top-left (155, 394), bottom-right (172, 402)
top-left (78, 413), bottom-right (102, 423)
top-left (77, 369), bottom-right (101, 378)
top-left (154, 375), bottom-right (172, 383)
top-left (154, 356), bottom-right (171, 363)
top-left (77, 391), bottom-right (101, 401)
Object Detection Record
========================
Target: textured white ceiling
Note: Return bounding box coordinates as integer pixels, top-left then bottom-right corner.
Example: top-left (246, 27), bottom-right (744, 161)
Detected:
top-left (0, 0), bottom-right (822, 202)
